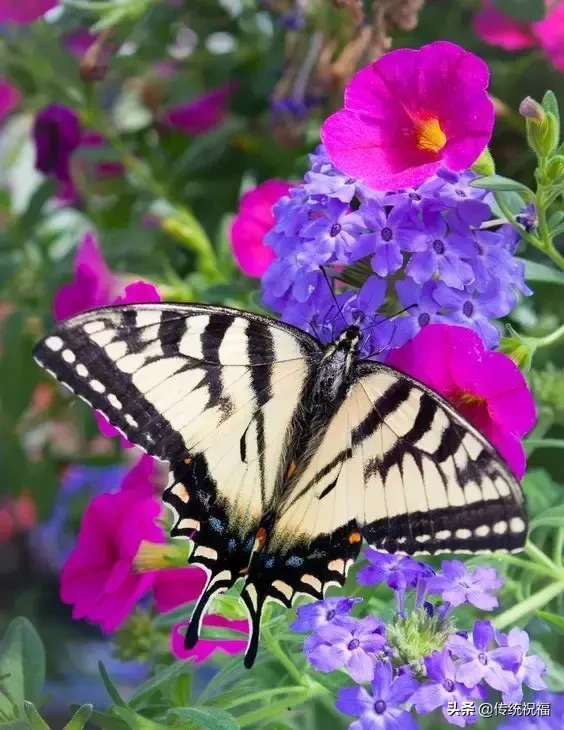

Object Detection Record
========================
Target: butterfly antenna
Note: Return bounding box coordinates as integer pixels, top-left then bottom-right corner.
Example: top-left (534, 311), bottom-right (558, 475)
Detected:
top-left (319, 266), bottom-right (347, 328)
top-left (363, 324), bottom-right (398, 360)
top-left (360, 303), bottom-right (417, 334)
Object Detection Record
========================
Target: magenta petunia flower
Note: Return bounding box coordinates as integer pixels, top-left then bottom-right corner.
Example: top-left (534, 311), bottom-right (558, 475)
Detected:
top-left (154, 566), bottom-right (248, 663)
top-left (162, 81), bottom-right (237, 136)
top-left (120, 455), bottom-right (159, 496)
top-left (387, 324), bottom-right (536, 478)
top-left (0, 0), bottom-right (57, 23)
top-left (54, 233), bottom-right (161, 444)
top-left (0, 77), bottom-right (21, 123)
top-left (60, 490), bottom-right (164, 632)
top-left (473, 2), bottom-right (537, 51)
top-left (321, 41), bottom-right (494, 191)
top-left (474, 1), bottom-right (564, 71)
top-left (230, 180), bottom-right (293, 277)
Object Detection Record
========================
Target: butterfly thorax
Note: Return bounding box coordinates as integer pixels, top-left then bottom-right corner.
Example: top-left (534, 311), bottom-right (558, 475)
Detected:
top-left (314, 325), bottom-right (362, 403)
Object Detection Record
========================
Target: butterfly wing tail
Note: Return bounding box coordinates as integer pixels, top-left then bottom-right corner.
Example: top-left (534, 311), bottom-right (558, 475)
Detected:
top-left (240, 582), bottom-right (267, 669)
top-left (184, 569), bottom-right (236, 649)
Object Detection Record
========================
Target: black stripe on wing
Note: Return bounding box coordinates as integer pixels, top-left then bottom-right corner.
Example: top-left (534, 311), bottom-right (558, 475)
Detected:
top-left (353, 361), bottom-right (528, 556)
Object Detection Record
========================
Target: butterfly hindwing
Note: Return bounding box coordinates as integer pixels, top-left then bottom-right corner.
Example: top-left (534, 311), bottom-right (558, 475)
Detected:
top-left (352, 361), bottom-right (527, 554)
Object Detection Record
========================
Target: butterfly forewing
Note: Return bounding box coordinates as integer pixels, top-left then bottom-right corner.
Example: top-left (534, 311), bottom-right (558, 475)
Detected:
top-left (32, 303), bottom-right (321, 653)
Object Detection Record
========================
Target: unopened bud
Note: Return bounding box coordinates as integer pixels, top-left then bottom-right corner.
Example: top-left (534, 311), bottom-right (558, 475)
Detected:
top-left (519, 96), bottom-right (545, 121)
top-left (79, 31), bottom-right (112, 83)
top-left (546, 154), bottom-right (564, 183)
top-left (499, 325), bottom-right (536, 371)
top-left (472, 146), bottom-right (496, 176)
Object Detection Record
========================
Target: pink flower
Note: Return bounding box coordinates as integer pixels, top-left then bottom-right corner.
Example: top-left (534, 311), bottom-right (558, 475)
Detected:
top-left (0, 77), bottom-right (21, 123)
top-left (53, 233), bottom-right (161, 445)
top-left (230, 180), bottom-right (293, 277)
top-left (121, 455), bottom-right (159, 495)
top-left (60, 490), bottom-right (164, 632)
top-left (0, 0), bottom-right (57, 23)
top-left (387, 324), bottom-right (536, 479)
top-left (321, 41), bottom-right (494, 191)
top-left (162, 82), bottom-right (236, 136)
top-left (53, 232), bottom-right (161, 320)
top-left (153, 567), bottom-right (248, 663)
top-left (473, 1), bottom-right (564, 71)
top-left (473, 2), bottom-right (537, 51)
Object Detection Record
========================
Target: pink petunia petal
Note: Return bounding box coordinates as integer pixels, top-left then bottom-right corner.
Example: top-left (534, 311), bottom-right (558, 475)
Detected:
top-left (153, 567), bottom-right (207, 613)
top-left (473, 2), bottom-right (538, 51)
top-left (490, 428), bottom-right (527, 480)
top-left (0, 0), bottom-right (58, 24)
top-left (172, 616), bottom-right (247, 662)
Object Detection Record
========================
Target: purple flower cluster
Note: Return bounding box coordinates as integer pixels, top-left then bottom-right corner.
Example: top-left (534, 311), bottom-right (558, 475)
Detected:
top-left (292, 553), bottom-right (548, 729)
top-left (261, 145), bottom-right (531, 353)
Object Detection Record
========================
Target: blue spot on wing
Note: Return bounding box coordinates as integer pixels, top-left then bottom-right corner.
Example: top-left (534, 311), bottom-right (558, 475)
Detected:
top-left (208, 517), bottom-right (225, 533)
top-left (285, 555), bottom-right (304, 567)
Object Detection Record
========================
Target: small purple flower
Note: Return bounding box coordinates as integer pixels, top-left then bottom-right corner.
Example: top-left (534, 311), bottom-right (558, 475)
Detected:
top-left (305, 616), bottom-right (386, 683)
top-left (290, 596), bottom-right (362, 633)
top-left (300, 199), bottom-right (364, 261)
top-left (349, 202), bottom-right (426, 277)
top-left (413, 649), bottom-right (479, 727)
top-left (499, 691), bottom-right (564, 730)
top-left (426, 560), bottom-right (503, 611)
top-left (33, 104), bottom-right (82, 183)
top-left (335, 661), bottom-right (418, 730)
top-left (432, 281), bottom-right (507, 349)
top-left (495, 628), bottom-right (547, 703)
top-left (448, 620), bottom-right (521, 694)
top-left (516, 202), bottom-right (538, 233)
top-left (357, 549), bottom-right (429, 591)
top-left (405, 209), bottom-right (475, 290)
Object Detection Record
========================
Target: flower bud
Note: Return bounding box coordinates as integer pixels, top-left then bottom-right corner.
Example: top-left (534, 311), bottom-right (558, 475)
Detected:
top-left (546, 155), bottom-right (564, 183)
top-left (519, 96), bottom-right (545, 121)
top-left (471, 146), bottom-right (495, 176)
top-left (499, 325), bottom-right (536, 371)
top-left (526, 107), bottom-right (559, 159)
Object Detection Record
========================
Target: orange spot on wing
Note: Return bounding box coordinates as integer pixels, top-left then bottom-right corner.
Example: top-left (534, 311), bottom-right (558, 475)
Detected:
top-left (254, 527), bottom-right (268, 553)
top-left (184, 456), bottom-right (192, 464)
top-left (285, 460), bottom-right (297, 481)
top-left (348, 531), bottom-right (362, 544)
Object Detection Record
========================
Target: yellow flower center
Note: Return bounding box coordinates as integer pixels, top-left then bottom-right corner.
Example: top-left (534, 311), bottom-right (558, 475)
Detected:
top-left (133, 540), bottom-right (189, 572)
top-left (454, 390), bottom-right (487, 410)
top-left (415, 118), bottom-right (447, 154)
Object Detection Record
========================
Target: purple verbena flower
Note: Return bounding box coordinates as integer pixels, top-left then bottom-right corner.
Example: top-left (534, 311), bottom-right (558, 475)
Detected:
top-left (515, 203), bottom-right (538, 233)
top-left (335, 661), bottom-right (418, 730)
top-left (495, 627), bottom-right (547, 703)
top-left (412, 649), bottom-right (480, 727)
top-left (426, 560), bottom-right (504, 611)
top-left (448, 620), bottom-right (521, 694)
top-left (499, 691), bottom-right (564, 730)
top-left (305, 616), bottom-right (386, 683)
top-left (290, 596), bottom-right (362, 633)
top-left (357, 549), bottom-right (430, 591)
top-left (261, 145), bottom-right (530, 352)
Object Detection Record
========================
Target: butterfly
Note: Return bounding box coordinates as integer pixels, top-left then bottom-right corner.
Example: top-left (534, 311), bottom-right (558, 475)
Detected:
top-left (33, 303), bottom-right (527, 667)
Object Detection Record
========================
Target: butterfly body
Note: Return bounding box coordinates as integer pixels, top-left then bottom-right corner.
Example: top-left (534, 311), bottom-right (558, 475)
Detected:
top-left (33, 303), bottom-right (528, 668)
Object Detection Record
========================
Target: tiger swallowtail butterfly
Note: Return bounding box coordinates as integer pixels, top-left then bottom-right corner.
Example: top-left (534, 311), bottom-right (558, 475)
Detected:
top-left (33, 303), bottom-right (527, 667)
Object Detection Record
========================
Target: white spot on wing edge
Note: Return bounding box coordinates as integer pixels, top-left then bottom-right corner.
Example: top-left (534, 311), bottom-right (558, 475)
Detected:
top-left (45, 336), bottom-right (64, 351)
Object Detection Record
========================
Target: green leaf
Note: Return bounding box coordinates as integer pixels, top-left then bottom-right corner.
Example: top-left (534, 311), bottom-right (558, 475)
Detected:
top-left (536, 610), bottom-right (564, 632)
top-left (0, 618), bottom-right (46, 717)
top-left (523, 469), bottom-right (563, 516)
top-left (517, 258), bottom-right (564, 285)
top-left (63, 704), bottom-right (93, 730)
top-left (469, 175), bottom-right (534, 195)
top-left (493, 0), bottom-right (545, 21)
top-left (128, 662), bottom-right (192, 709)
top-left (0, 723), bottom-right (29, 730)
top-left (23, 701), bottom-right (50, 730)
top-left (69, 707), bottom-right (128, 730)
top-left (542, 90), bottom-right (560, 142)
top-left (530, 504), bottom-right (564, 530)
top-left (98, 663), bottom-right (128, 709)
top-left (168, 707), bottom-right (240, 730)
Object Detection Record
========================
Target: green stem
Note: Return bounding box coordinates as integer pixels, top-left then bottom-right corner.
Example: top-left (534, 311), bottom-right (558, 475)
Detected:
top-left (525, 438), bottom-right (564, 454)
top-left (491, 554), bottom-right (559, 581)
top-left (554, 528), bottom-right (564, 567)
top-left (224, 686), bottom-right (308, 710)
top-left (525, 540), bottom-right (562, 575)
top-left (534, 323), bottom-right (564, 349)
top-left (493, 580), bottom-right (564, 630)
top-left (262, 625), bottom-right (305, 685)
top-left (494, 191), bottom-right (564, 270)
top-left (237, 686), bottom-right (326, 728)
